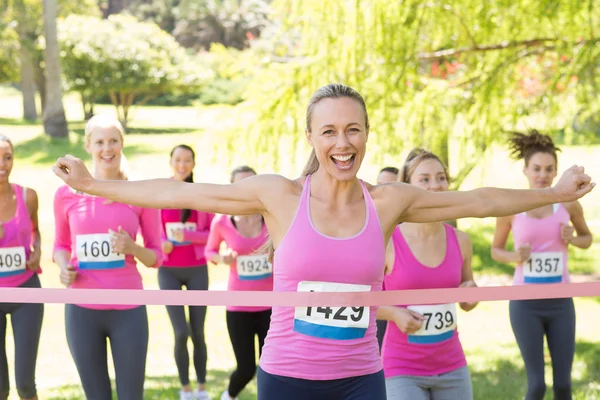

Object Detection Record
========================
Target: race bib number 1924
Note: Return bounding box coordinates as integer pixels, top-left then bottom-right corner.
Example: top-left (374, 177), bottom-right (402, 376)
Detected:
top-left (0, 246), bottom-right (26, 277)
top-left (406, 303), bottom-right (457, 344)
top-left (293, 281), bottom-right (370, 341)
top-left (236, 254), bottom-right (272, 280)
top-left (76, 234), bottom-right (125, 270)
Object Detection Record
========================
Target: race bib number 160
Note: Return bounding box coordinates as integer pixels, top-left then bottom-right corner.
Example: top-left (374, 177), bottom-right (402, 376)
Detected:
top-left (293, 281), bottom-right (370, 341)
top-left (76, 234), bottom-right (125, 270)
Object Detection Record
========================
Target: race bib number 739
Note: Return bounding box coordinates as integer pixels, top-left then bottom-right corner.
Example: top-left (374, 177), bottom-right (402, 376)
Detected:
top-left (293, 281), bottom-right (370, 341)
top-left (406, 303), bottom-right (457, 344)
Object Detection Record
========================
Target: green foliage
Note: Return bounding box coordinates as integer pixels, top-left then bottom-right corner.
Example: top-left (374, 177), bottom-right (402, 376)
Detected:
top-left (58, 14), bottom-right (214, 125)
top-left (228, 0), bottom-right (600, 183)
top-left (0, 26), bottom-right (19, 83)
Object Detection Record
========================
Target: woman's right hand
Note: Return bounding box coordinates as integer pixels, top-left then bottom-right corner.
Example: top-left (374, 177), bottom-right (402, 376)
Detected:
top-left (515, 243), bottom-right (531, 263)
top-left (391, 307), bottom-right (425, 335)
top-left (52, 155), bottom-right (95, 193)
top-left (220, 248), bottom-right (238, 265)
top-left (162, 240), bottom-right (174, 254)
top-left (60, 264), bottom-right (77, 287)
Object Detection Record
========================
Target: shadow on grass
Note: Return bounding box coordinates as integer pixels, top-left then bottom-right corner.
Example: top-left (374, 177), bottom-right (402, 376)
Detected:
top-left (45, 369), bottom-right (258, 400)
top-left (0, 117), bottom-right (40, 126)
top-left (470, 340), bottom-right (600, 400)
top-left (70, 126), bottom-right (200, 136)
top-left (14, 134), bottom-right (157, 166)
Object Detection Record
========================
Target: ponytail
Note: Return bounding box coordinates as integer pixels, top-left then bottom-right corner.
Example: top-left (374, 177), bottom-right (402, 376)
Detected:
top-left (181, 171), bottom-right (194, 223)
top-left (301, 149), bottom-right (320, 176)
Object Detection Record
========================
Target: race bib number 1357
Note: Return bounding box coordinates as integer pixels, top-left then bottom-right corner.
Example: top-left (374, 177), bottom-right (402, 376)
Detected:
top-left (523, 252), bottom-right (563, 284)
top-left (293, 281), bottom-right (370, 341)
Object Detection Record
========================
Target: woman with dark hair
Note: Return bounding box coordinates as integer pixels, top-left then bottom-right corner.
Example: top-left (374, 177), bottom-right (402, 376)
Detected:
top-left (0, 134), bottom-right (43, 400)
top-left (159, 144), bottom-right (215, 400)
top-left (205, 165), bottom-right (273, 400)
top-left (53, 84), bottom-right (594, 400)
top-left (491, 130), bottom-right (593, 400)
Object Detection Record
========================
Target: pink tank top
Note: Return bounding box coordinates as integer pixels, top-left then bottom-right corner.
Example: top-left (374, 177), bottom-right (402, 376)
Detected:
top-left (0, 184), bottom-right (36, 287)
top-left (382, 224), bottom-right (467, 377)
top-left (204, 214), bottom-right (272, 312)
top-left (512, 203), bottom-right (570, 285)
top-left (259, 175), bottom-right (385, 380)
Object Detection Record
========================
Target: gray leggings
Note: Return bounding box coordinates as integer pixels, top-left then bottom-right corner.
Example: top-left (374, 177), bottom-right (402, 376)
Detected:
top-left (385, 366), bottom-right (473, 400)
top-left (65, 304), bottom-right (149, 400)
top-left (158, 266), bottom-right (209, 386)
top-left (0, 274), bottom-right (44, 399)
top-left (509, 298), bottom-right (576, 400)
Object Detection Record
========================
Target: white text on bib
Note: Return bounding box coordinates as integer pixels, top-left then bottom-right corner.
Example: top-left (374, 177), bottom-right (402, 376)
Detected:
top-left (293, 281), bottom-right (370, 341)
top-left (0, 246), bottom-right (26, 277)
top-left (523, 252), bottom-right (564, 284)
top-left (407, 303), bottom-right (457, 344)
top-left (236, 254), bottom-right (272, 280)
top-left (165, 222), bottom-right (197, 245)
top-left (76, 233), bottom-right (125, 270)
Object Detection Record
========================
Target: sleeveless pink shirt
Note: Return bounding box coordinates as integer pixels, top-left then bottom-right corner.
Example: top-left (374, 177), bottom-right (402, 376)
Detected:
top-left (259, 175), bottom-right (385, 380)
top-left (382, 224), bottom-right (467, 377)
top-left (0, 184), bottom-right (36, 287)
top-left (512, 203), bottom-right (571, 285)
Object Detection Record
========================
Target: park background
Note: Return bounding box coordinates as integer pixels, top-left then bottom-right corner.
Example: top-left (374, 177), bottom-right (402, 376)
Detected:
top-left (1, 0), bottom-right (599, 399)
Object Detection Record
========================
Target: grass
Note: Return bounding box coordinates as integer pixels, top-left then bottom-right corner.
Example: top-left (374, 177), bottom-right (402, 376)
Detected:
top-left (0, 86), bottom-right (599, 399)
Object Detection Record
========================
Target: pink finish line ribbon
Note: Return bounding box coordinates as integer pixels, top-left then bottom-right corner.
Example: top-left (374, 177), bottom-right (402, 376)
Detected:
top-left (0, 282), bottom-right (599, 306)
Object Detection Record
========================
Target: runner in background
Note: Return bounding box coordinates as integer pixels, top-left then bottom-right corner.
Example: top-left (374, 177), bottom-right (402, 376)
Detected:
top-left (52, 115), bottom-right (163, 400)
top-left (52, 84), bottom-right (595, 400)
top-left (0, 134), bottom-right (43, 400)
top-left (378, 148), bottom-right (478, 400)
top-left (204, 166), bottom-right (273, 400)
top-left (159, 144), bottom-right (214, 400)
top-left (375, 166), bottom-right (399, 351)
top-left (491, 130), bottom-right (593, 400)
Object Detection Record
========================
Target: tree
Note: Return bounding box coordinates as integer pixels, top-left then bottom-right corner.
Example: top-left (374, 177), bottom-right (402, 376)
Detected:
top-left (229, 0), bottom-right (600, 186)
top-left (58, 14), bottom-right (214, 127)
top-left (42, 0), bottom-right (68, 137)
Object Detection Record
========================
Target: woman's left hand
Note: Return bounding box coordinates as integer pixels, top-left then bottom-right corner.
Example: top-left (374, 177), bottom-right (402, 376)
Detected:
top-left (109, 226), bottom-right (136, 255)
top-left (26, 247), bottom-right (41, 272)
top-left (459, 280), bottom-right (479, 311)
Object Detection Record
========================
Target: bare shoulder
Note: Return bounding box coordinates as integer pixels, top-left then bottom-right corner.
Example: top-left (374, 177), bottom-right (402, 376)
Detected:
top-left (561, 200), bottom-right (583, 215)
top-left (25, 187), bottom-right (39, 206)
top-left (368, 181), bottom-right (413, 199)
top-left (454, 228), bottom-right (472, 250)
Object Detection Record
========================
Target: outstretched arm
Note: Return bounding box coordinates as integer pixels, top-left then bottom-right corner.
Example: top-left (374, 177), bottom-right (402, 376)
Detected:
top-left (53, 155), bottom-right (284, 216)
top-left (391, 165), bottom-right (594, 224)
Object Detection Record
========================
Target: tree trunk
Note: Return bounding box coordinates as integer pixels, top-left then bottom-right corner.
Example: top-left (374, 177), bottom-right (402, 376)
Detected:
top-left (42, 0), bottom-right (68, 138)
top-left (19, 43), bottom-right (38, 121)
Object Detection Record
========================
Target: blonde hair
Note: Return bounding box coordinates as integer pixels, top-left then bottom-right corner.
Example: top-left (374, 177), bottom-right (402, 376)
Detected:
top-left (84, 114), bottom-right (129, 180)
top-left (259, 83), bottom-right (370, 262)
top-left (400, 148), bottom-right (449, 184)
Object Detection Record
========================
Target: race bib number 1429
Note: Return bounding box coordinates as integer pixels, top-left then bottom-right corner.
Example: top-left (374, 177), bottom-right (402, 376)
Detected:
top-left (293, 281), bottom-right (370, 341)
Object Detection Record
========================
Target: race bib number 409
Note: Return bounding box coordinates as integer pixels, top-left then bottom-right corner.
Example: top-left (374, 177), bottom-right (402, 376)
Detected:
top-left (523, 252), bottom-right (564, 284)
top-left (0, 246), bottom-right (26, 277)
top-left (293, 281), bottom-right (370, 341)
top-left (407, 303), bottom-right (457, 344)
top-left (236, 254), bottom-right (272, 280)
top-left (76, 234), bottom-right (125, 270)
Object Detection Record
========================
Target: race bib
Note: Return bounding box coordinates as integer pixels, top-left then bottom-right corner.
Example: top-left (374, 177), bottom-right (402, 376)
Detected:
top-left (293, 281), bottom-right (370, 341)
top-left (0, 246), bottom-right (26, 277)
top-left (76, 233), bottom-right (125, 270)
top-left (236, 254), bottom-right (272, 280)
top-left (523, 252), bottom-right (564, 284)
top-left (407, 303), bottom-right (457, 344)
top-left (165, 222), bottom-right (197, 245)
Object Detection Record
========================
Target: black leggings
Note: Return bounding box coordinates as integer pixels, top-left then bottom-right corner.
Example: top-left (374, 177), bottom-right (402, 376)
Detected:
top-left (158, 266), bottom-right (209, 386)
top-left (376, 319), bottom-right (387, 352)
top-left (226, 309), bottom-right (271, 398)
top-left (509, 298), bottom-right (576, 400)
top-left (0, 274), bottom-right (44, 399)
top-left (65, 304), bottom-right (149, 400)
top-left (257, 367), bottom-right (386, 400)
